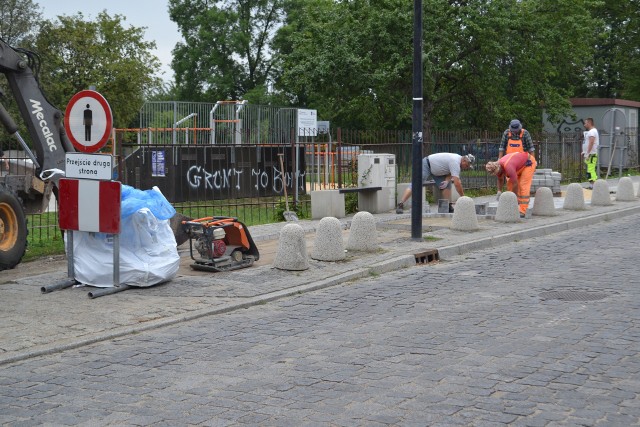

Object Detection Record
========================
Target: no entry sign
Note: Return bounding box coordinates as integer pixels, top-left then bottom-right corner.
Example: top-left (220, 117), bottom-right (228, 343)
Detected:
top-left (64, 90), bottom-right (113, 153)
top-left (58, 178), bottom-right (121, 233)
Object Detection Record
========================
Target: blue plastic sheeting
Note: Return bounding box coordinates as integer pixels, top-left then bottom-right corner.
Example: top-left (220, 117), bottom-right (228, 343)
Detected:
top-left (120, 185), bottom-right (176, 220)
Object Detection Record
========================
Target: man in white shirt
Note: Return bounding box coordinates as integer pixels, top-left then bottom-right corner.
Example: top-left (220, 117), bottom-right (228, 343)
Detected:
top-left (582, 117), bottom-right (599, 189)
top-left (396, 153), bottom-right (475, 213)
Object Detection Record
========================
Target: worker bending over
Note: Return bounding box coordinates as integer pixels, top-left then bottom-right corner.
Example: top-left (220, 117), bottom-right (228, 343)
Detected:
top-left (396, 153), bottom-right (475, 214)
top-left (485, 151), bottom-right (537, 218)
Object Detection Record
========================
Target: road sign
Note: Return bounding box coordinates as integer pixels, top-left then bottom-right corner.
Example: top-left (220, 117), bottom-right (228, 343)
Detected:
top-left (65, 153), bottom-right (113, 180)
top-left (64, 90), bottom-right (113, 153)
top-left (58, 178), bottom-right (121, 233)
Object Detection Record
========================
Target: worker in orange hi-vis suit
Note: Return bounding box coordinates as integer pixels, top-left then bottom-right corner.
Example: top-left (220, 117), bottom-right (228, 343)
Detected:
top-left (485, 151), bottom-right (537, 218)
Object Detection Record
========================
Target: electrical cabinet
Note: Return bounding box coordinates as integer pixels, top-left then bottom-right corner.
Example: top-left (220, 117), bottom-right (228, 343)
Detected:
top-left (357, 154), bottom-right (396, 210)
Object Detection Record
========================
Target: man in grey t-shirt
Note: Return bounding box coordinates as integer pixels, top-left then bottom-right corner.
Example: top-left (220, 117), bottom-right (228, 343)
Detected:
top-left (396, 153), bottom-right (475, 213)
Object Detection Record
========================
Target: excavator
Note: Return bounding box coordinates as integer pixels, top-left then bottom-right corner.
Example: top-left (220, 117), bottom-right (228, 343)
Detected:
top-left (0, 38), bottom-right (73, 270)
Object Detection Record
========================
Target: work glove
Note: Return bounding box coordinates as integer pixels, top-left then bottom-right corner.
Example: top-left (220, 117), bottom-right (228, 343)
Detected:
top-left (438, 180), bottom-right (449, 190)
top-left (496, 191), bottom-right (502, 200)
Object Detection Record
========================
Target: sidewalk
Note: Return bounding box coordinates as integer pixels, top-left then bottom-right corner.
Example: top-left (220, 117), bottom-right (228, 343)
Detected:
top-left (1, 178), bottom-right (639, 366)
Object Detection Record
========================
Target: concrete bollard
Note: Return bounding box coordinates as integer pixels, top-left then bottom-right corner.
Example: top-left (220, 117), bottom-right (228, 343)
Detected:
top-left (532, 187), bottom-right (557, 216)
top-left (272, 223), bottom-right (309, 271)
top-left (590, 179), bottom-right (613, 206)
top-left (562, 183), bottom-right (586, 210)
top-left (495, 191), bottom-right (520, 222)
top-left (451, 196), bottom-right (479, 231)
top-left (616, 177), bottom-right (636, 201)
top-left (346, 211), bottom-right (379, 252)
top-left (311, 217), bottom-right (346, 261)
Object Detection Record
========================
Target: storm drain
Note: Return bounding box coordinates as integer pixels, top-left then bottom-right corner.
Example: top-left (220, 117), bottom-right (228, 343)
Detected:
top-left (539, 290), bottom-right (608, 302)
top-left (415, 250), bottom-right (439, 264)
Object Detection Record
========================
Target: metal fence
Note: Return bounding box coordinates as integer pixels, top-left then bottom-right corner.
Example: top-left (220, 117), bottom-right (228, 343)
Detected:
top-left (23, 125), bottom-right (640, 247)
top-left (133, 101), bottom-right (301, 146)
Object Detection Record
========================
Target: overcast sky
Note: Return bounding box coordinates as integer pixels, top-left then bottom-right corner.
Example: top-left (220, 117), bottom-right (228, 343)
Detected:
top-left (39, 0), bottom-right (180, 82)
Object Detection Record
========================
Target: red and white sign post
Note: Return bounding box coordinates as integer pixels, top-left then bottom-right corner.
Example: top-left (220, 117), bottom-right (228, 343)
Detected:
top-left (48, 90), bottom-right (124, 297)
top-left (64, 90), bottom-right (113, 153)
top-left (58, 179), bottom-right (121, 234)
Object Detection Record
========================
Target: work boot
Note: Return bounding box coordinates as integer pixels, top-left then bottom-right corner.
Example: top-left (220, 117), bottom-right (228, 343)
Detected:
top-left (448, 203), bottom-right (455, 213)
top-left (396, 202), bottom-right (404, 214)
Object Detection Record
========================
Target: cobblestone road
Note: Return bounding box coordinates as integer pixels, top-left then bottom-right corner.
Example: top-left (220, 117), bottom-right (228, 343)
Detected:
top-left (2, 214), bottom-right (640, 426)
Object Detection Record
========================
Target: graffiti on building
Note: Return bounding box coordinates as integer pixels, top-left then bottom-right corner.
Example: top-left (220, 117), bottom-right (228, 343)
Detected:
top-left (187, 164), bottom-right (306, 193)
top-left (557, 118), bottom-right (585, 134)
top-left (187, 165), bottom-right (244, 190)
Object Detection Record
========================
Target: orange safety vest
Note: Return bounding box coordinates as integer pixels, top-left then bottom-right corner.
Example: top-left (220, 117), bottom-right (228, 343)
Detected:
top-left (506, 130), bottom-right (524, 155)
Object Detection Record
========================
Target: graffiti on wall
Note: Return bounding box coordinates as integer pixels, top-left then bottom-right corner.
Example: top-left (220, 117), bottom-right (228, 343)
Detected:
top-left (186, 164), bottom-right (306, 193)
top-left (557, 118), bottom-right (585, 133)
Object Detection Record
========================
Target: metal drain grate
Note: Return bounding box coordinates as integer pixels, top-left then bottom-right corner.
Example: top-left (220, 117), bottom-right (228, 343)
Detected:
top-left (539, 290), bottom-right (608, 302)
top-left (415, 250), bottom-right (439, 264)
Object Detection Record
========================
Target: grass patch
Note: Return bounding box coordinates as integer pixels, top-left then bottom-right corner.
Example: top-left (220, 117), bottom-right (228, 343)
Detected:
top-left (23, 237), bottom-right (65, 262)
top-left (173, 195), bottom-right (311, 224)
top-left (23, 195), bottom-right (312, 262)
top-left (423, 235), bottom-right (442, 241)
top-left (24, 212), bottom-right (65, 261)
top-left (464, 187), bottom-right (497, 198)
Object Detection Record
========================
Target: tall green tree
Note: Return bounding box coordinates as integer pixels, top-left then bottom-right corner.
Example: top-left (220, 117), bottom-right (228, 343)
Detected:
top-left (274, 0), bottom-right (600, 133)
top-left (273, 0), bottom-right (413, 129)
top-left (0, 0), bottom-right (41, 45)
top-left (169, 0), bottom-right (285, 102)
top-left (576, 0), bottom-right (640, 101)
top-left (440, 0), bottom-right (602, 131)
top-left (33, 12), bottom-right (162, 128)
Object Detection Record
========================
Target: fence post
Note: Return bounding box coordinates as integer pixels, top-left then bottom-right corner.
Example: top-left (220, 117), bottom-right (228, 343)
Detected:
top-left (337, 128), bottom-right (343, 188)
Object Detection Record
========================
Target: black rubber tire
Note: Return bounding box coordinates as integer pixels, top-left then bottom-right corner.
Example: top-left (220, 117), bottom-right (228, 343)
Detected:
top-left (0, 187), bottom-right (27, 270)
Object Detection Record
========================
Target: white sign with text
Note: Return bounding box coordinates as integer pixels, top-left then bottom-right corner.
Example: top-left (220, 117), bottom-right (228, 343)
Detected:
top-left (65, 153), bottom-right (113, 180)
top-left (297, 109), bottom-right (318, 136)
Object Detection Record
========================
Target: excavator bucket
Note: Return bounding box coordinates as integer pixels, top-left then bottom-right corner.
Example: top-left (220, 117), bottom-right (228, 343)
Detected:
top-left (169, 212), bottom-right (192, 246)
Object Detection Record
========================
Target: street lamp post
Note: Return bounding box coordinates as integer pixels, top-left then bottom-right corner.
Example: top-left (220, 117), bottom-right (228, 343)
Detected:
top-left (411, 0), bottom-right (423, 240)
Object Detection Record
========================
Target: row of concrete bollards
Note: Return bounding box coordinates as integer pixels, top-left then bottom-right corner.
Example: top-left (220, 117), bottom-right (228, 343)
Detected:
top-left (273, 211), bottom-right (379, 271)
top-left (561, 177), bottom-right (637, 210)
top-left (452, 177), bottom-right (638, 231)
top-left (274, 178), bottom-right (638, 269)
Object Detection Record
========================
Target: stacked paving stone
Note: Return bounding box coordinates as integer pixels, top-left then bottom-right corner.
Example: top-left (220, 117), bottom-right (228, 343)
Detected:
top-left (346, 212), bottom-right (379, 252)
top-left (531, 168), bottom-right (562, 195)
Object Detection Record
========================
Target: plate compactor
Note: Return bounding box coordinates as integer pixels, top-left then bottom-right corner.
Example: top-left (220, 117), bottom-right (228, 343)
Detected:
top-left (182, 217), bottom-right (260, 272)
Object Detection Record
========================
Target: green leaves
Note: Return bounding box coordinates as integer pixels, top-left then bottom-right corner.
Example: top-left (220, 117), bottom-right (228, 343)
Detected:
top-left (33, 12), bottom-right (162, 128)
top-left (269, 0), bottom-right (603, 132)
top-left (169, 0), bottom-right (284, 102)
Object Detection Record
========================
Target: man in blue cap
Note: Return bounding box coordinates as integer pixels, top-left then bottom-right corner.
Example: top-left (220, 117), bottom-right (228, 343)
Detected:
top-left (499, 119), bottom-right (535, 159)
top-left (496, 119), bottom-right (535, 199)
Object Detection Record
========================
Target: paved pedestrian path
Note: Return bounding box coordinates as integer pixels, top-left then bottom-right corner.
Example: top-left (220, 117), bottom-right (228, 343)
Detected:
top-left (0, 178), bottom-right (638, 366)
